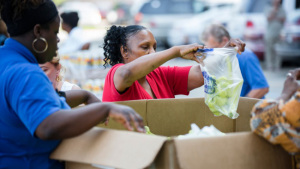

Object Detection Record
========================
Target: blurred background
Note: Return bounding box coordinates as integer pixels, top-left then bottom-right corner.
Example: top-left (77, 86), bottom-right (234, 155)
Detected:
top-left (53, 0), bottom-right (300, 99)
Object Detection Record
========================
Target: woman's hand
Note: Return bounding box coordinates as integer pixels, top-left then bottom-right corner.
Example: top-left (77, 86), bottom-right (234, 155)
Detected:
top-left (278, 71), bottom-right (300, 102)
top-left (289, 68), bottom-right (300, 80)
top-left (105, 104), bottom-right (145, 133)
top-left (224, 38), bottom-right (246, 54)
top-left (178, 44), bottom-right (204, 63)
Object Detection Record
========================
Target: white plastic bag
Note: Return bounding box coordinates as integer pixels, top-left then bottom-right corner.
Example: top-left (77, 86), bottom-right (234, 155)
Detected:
top-left (196, 48), bottom-right (243, 119)
top-left (177, 123), bottom-right (225, 139)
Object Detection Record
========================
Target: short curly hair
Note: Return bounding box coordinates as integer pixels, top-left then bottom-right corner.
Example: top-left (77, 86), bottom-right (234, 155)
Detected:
top-left (103, 25), bottom-right (146, 67)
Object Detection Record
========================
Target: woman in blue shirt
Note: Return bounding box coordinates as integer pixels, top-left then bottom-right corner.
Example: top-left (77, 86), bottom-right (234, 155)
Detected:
top-left (0, 1), bottom-right (144, 169)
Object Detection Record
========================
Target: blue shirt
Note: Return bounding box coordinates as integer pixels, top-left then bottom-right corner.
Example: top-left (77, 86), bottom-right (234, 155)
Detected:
top-left (237, 49), bottom-right (269, 98)
top-left (0, 39), bottom-right (70, 169)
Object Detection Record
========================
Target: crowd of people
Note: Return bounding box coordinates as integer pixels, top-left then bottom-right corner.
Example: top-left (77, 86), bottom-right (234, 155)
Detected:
top-left (0, 0), bottom-right (298, 168)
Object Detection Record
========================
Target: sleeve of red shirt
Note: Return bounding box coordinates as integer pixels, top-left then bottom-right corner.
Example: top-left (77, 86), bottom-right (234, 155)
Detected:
top-left (160, 66), bottom-right (192, 95)
top-left (102, 63), bottom-right (124, 102)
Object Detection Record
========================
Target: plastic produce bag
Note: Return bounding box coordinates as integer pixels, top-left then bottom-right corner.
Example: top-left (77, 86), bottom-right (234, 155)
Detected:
top-left (196, 48), bottom-right (243, 119)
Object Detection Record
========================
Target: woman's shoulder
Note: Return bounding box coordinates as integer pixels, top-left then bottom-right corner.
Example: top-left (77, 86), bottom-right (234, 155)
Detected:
top-left (107, 63), bottom-right (125, 75)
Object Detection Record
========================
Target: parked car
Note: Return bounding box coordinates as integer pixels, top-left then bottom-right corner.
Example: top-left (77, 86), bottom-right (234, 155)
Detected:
top-left (167, 0), bottom-right (269, 60)
top-left (130, 0), bottom-right (209, 48)
top-left (275, 9), bottom-right (300, 64)
top-left (166, 4), bottom-right (235, 47)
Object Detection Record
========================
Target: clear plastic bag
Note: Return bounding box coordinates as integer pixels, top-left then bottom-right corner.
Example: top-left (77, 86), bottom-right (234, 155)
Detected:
top-left (196, 48), bottom-right (243, 119)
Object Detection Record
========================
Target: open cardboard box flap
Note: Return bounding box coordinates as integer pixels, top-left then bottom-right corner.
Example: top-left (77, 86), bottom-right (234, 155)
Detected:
top-left (50, 127), bottom-right (167, 169)
top-left (174, 132), bottom-right (292, 169)
top-left (51, 98), bottom-right (293, 169)
top-left (51, 128), bottom-right (292, 169)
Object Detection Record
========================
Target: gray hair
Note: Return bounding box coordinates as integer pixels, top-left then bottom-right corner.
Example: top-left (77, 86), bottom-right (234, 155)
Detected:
top-left (201, 24), bottom-right (231, 43)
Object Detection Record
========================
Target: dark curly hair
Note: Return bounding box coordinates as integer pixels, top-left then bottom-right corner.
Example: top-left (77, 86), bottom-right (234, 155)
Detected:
top-left (103, 25), bottom-right (146, 67)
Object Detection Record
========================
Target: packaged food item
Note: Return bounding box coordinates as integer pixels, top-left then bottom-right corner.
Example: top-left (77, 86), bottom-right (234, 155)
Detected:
top-left (196, 48), bottom-right (243, 119)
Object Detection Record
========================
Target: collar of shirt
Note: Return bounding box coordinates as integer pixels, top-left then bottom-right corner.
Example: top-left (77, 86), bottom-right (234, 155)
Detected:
top-left (3, 38), bottom-right (38, 64)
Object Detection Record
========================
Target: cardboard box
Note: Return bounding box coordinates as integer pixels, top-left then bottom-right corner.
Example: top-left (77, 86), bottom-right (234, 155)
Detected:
top-left (51, 97), bottom-right (292, 169)
top-left (97, 97), bottom-right (259, 136)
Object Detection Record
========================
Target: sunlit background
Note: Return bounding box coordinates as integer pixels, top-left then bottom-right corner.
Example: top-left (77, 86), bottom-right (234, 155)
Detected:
top-left (53, 0), bottom-right (300, 99)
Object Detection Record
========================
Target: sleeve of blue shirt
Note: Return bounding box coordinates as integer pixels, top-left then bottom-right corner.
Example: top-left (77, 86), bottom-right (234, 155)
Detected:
top-left (6, 64), bottom-right (70, 136)
top-left (238, 50), bottom-right (269, 97)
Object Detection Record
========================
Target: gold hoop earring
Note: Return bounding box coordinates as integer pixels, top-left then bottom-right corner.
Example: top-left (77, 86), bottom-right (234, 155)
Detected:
top-left (32, 37), bottom-right (48, 54)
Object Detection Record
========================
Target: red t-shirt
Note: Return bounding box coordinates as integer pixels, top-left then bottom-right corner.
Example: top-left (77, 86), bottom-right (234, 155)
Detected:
top-left (102, 64), bottom-right (191, 102)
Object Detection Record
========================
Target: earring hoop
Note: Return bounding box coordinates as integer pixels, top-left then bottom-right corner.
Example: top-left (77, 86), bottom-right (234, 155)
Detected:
top-left (32, 37), bottom-right (48, 53)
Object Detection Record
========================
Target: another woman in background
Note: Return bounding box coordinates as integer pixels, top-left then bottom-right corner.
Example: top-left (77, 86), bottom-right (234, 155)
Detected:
top-left (39, 56), bottom-right (81, 91)
top-left (102, 25), bottom-right (245, 102)
top-left (40, 56), bottom-right (103, 108)
top-left (0, 1), bottom-right (144, 169)
top-left (251, 68), bottom-right (300, 154)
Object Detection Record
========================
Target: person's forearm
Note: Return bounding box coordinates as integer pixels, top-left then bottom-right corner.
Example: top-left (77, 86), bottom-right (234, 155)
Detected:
top-left (276, 93), bottom-right (292, 102)
top-left (65, 90), bottom-right (101, 108)
top-left (35, 103), bottom-right (112, 140)
top-left (85, 93), bottom-right (101, 104)
top-left (120, 47), bottom-right (180, 83)
top-left (246, 88), bottom-right (269, 99)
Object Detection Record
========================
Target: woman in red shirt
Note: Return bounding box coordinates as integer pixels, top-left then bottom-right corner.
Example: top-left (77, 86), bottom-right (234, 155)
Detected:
top-left (102, 25), bottom-right (245, 102)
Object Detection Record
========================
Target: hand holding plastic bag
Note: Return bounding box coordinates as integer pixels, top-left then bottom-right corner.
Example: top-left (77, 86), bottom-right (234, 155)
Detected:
top-left (196, 48), bottom-right (243, 119)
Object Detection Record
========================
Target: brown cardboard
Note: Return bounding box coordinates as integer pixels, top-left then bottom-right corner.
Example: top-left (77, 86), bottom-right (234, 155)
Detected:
top-left (235, 97), bottom-right (259, 132)
top-left (174, 132), bottom-right (292, 169)
top-left (51, 97), bottom-right (293, 169)
top-left (51, 128), bottom-right (292, 169)
top-left (146, 98), bottom-right (234, 136)
top-left (51, 127), bottom-right (167, 169)
top-left (98, 97), bottom-right (259, 136)
top-left (98, 100), bottom-right (148, 131)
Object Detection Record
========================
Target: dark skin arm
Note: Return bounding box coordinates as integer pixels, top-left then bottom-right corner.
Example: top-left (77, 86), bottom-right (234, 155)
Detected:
top-left (115, 39), bottom-right (245, 93)
top-left (115, 44), bottom-right (203, 92)
top-left (277, 68), bottom-right (300, 102)
top-left (64, 89), bottom-right (101, 108)
top-left (246, 88), bottom-right (269, 99)
top-left (35, 103), bottom-right (145, 140)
